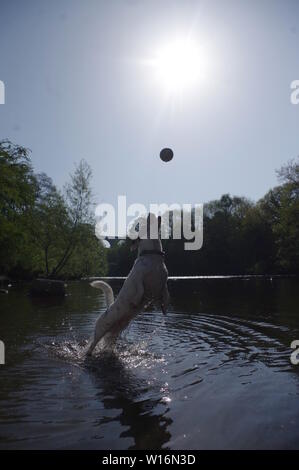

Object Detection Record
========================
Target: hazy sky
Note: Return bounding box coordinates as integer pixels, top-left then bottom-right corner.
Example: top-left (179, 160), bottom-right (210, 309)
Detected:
top-left (1, 0), bottom-right (299, 209)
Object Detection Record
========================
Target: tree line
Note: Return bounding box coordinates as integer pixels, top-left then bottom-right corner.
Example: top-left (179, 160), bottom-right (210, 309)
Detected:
top-left (107, 159), bottom-right (299, 276)
top-left (1, 139), bottom-right (298, 279)
top-left (0, 140), bottom-right (107, 279)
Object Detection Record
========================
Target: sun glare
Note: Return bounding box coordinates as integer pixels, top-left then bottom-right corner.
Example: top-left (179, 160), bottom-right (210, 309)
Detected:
top-left (152, 39), bottom-right (207, 93)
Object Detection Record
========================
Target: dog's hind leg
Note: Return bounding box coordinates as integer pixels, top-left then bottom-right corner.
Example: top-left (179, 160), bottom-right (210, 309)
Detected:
top-left (85, 313), bottom-right (109, 356)
top-left (86, 329), bottom-right (106, 356)
top-left (85, 337), bottom-right (98, 357)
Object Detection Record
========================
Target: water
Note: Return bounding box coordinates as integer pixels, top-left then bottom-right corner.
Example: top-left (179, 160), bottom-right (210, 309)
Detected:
top-left (0, 277), bottom-right (299, 449)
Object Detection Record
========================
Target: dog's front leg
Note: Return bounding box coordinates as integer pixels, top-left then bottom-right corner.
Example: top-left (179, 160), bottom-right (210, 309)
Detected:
top-left (85, 313), bottom-right (109, 356)
top-left (85, 337), bottom-right (97, 356)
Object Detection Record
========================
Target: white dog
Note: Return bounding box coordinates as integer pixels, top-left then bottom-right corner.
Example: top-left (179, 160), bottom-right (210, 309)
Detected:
top-left (86, 214), bottom-right (169, 355)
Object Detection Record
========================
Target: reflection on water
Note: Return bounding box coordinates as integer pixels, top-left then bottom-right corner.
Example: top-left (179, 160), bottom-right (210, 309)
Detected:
top-left (86, 352), bottom-right (172, 450)
top-left (0, 278), bottom-right (299, 449)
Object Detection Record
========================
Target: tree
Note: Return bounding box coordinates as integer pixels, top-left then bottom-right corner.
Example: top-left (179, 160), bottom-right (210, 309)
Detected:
top-left (48, 160), bottom-right (94, 278)
top-left (198, 195), bottom-right (254, 274)
top-left (30, 160), bottom-right (107, 279)
top-left (276, 158), bottom-right (299, 186)
top-left (260, 158), bottom-right (299, 272)
top-left (0, 141), bottom-right (107, 279)
top-left (60, 224), bottom-right (108, 278)
top-left (0, 140), bottom-right (37, 276)
top-left (30, 173), bottom-right (68, 276)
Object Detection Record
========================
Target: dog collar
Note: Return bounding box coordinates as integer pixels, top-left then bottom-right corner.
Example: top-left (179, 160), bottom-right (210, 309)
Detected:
top-left (139, 250), bottom-right (165, 257)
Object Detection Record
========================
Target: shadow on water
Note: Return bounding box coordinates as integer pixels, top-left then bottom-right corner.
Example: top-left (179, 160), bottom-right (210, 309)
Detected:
top-left (84, 351), bottom-right (172, 450)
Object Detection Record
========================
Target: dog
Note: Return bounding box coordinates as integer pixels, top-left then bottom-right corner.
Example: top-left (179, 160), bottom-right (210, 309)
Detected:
top-left (86, 214), bottom-right (169, 355)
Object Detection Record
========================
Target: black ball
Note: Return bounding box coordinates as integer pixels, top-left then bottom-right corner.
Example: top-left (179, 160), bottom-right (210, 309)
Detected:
top-left (160, 148), bottom-right (174, 162)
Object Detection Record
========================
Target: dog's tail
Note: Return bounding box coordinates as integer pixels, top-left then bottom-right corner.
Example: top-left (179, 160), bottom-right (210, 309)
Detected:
top-left (90, 280), bottom-right (114, 307)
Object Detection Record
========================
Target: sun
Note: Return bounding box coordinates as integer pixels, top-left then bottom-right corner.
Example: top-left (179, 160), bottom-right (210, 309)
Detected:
top-left (152, 38), bottom-right (206, 93)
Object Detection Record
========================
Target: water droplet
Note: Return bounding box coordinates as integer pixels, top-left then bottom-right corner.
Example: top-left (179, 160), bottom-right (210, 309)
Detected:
top-left (161, 396), bottom-right (171, 403)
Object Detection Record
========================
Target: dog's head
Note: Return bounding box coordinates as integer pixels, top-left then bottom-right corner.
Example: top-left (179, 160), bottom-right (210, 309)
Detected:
top-left (130, 213), bottom-right (162, 252)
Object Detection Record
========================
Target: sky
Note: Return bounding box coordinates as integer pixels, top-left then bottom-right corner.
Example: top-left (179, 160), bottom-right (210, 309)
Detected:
top-left (0, 0), bottom-right (299, 210)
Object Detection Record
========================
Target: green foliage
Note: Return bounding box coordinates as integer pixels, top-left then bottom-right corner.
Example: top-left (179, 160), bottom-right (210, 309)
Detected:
top-left (60, 224), bottom-right (108, 279)
top-left (0, 141), bottom-right (107, 279)
top-left (48, 159), bottom-right (95, 278)
top-left (0, 139), bottom-right (298, 277)
top-left (107, 161), bottom-right (299, 276)
top-left (0, 140), bottom-right (37, 276)
top-left (29, 173), bottom-right (69, 276)
top-left (107, 239), bottom-right (136, 276)
top-left (260, 158), bottom-right (299, 272)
